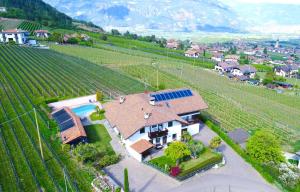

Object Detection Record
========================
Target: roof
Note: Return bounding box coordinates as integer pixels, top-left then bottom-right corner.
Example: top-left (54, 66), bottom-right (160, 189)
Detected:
top-left (275, 65), bottom-right (299, 72)
top-left (34, 30), bottom-right (49, 33)
top-left (104, 88), bottom-right (208, 139)
top-left (185, 49), bottom-right (200, 55)
top-left (1, 29), bottom-right (29, 34)
top-left (130, 139), bottom-right (154, 154)
top-left (217, 62), bottom-right (238, 70)
top-left (237, 65), bottom-right (257, 73)
top-left (227, 128), bottom-right (249, 144)
top-left (52, 107), bottom-right (86, 144)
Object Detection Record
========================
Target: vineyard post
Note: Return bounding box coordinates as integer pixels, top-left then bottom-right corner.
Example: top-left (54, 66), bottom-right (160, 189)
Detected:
top-left (34, 108), bottom-right (44, 160)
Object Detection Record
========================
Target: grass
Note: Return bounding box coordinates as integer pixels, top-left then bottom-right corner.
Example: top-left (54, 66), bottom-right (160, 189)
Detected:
top-left (84, 124), bottom-right (115, 155)
top-left (90, 111), bottom-right (105, 121)
top-left (149, 156), bottom-right (176, 169)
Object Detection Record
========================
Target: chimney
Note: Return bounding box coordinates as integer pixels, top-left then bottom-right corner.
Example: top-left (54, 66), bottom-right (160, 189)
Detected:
top-left (149, 97), bottom-right (155, 106)
top-left (119, 96), bottom-right (125, 104)
top-left (144, 113), bottom-right (151, 119)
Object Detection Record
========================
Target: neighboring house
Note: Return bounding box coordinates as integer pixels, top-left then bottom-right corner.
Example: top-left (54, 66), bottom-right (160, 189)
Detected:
top-left (104, 89), bottom-right (208, 162)
top-left (52, 107), bottom-right (87, 145)
top-left (211, 52), bottom-right (223, 62)
top-left (185, 49), bottom-right (200, 58)
top-left (232, 65), bottom-right (257, 79)
top-left (225, 55), bottom-right (240, 62)
top-left (0, 7), bottom-right (6, 12)
top-left (227, 128), bottom-right (249, 149)
top-left (34, 30), bottom-right (50, 38)
top-left (214, 61), bottom-right (238, 73)
top-left (0, 29), bottom-right (29, 44)
top-left (166, 39), bottom-right (180, 49)
top-left (274, 65), bottom-right (299, 78)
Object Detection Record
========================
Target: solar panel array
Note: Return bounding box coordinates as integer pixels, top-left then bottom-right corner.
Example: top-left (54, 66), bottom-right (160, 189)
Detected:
top-left (53, 109), bottom-right (75, 132)
top-left (150, 89), bottom-right (193, 102)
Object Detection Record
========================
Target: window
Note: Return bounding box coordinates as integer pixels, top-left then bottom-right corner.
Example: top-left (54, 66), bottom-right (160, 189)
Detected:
top-left (168, 121), bottom-right (173, 127)
top-left (172, 134), bottom-right (177, 140)
top-left (156, 137), bottom-right (160, 144)
top-left (140, 127), bottom-right (145, 134)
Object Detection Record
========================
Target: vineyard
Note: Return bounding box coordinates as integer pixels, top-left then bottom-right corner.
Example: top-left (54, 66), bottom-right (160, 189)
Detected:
top-left (17, 21), bottom-right (43, 33)
top-left (0, 19), bottom-right (23, 30)
top-left (51, 44), bottom-right (300, 150)
top-left (0, 45), bottom-right (145, 191)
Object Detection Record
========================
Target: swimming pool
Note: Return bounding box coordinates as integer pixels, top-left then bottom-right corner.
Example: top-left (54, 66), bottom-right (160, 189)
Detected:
top-left (72, 104), bottom-right (96, 117)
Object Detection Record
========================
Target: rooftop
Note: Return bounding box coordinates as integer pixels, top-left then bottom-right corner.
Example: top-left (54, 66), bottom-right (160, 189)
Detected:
top-left (131, 139), bottom-right (154, 154)
top-left (104, 88), bottom-right (208, 139)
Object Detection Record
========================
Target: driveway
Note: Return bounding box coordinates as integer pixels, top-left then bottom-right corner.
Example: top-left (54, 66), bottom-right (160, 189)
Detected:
top-left (104, 124), bottom-right (279, 192)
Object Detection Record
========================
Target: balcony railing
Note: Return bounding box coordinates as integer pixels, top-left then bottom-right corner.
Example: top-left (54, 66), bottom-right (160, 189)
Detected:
top-left (184, 117), bottom-right (201, 125)
top-left (148, 129), bottom-right (168, 139)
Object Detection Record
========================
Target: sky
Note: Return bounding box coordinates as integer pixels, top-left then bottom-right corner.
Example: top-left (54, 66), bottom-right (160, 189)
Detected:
top-left (223, 0), bottom-right (300, 4)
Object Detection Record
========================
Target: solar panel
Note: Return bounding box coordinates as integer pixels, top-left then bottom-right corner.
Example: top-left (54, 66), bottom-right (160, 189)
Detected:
top-left (59, 119), bottom-right (75, 131)
top-left (151, 89), bottom-right (193, 102)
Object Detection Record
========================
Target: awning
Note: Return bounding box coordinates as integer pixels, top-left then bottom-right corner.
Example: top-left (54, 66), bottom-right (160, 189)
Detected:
top-left (130, 139), bottom-right (154, 154)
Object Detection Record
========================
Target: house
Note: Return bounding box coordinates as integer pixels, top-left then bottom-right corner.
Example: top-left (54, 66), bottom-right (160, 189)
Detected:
top-left (274, 65), bottom-right (299, 78)
top-left (214, 61), bottom-right (238, 73)
top-left (104, 89), bottom-right (208, 162)
top-left (52, 107), bottom-right (87, 145)
top-left (34, 30), bottom-right (50, 38)
top-left (225, 55), bottom-right (240, 62)
top-left (232, 65), bottom-right (257, 79)
top-left (0, 29), bottom-right (29, 44)
top-left (185, 49), bottom-right (200, 58)
top-left (166, 39), bottom-right (180, 49)
top-left (211, 52), bottom-right (223, 62)
top-left (0, 7), bottom-right (6, 12)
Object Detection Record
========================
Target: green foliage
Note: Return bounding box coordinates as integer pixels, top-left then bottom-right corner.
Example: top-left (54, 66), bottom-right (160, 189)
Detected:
top-left (165, 141), bottom-right (191, 164)
top-left (181, 131), bottom-right (192, 143)
top-left (253, 64), bottom-right (273, 72)
top-left (246, 130), bottom-right (285, 164)
top-left (158, 83), bottom-right (166, 90)
top-left (115, 187), bottom-right (121, 192)
top-left (8, 40), bottom-right (16, 46)
top-left (111, 29), bottom-right (121, 36)
top-left (67, 37), bottom-right (80, 44)
top-left (149, 156), bottom-right (176, 170)
top-left (72, 143), bottom-right (102, 163)
top-left (0, 0), bottom-right (73, 28)
top-left (263, 47), bottom-right (268, 55)
top-left (96, 91), bottom-right (104, 101)
top-left (187, 140), bottom-right (204, 158)
top-left (263, 71), bottom-right (286, 85)
top-left (101, 34), bottom-right (108, 41)
top-left (124, 168), bottom-right (129, 192)
top-left (18, 21), bottom-right (42, 33)
top-left (48, 32), bottom-right (63, 43)
top-left (209, 136), bottom-right (222, 149)
top-left (95, 154), bottom-right (120, 169)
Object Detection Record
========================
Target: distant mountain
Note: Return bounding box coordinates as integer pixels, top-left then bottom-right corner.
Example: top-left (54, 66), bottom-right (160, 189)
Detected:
top-left (43, 0), bottom-right (245, 33)
top-left (0, 0), bottom-right (73, 28)
top-left (43, 0), bottom-right (300, 35)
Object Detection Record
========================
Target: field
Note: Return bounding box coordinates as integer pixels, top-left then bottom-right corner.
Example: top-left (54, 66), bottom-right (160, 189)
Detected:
top-left (17, 21), bottom-right (43, 33)
top-left (51, 44), bottom-right (300, 151)
top-left (0, 19), bottom-right (23, 30)
top-left (0, 45), bottom-right (145, 191)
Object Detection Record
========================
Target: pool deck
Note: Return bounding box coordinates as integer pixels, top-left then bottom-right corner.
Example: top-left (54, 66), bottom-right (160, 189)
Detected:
top-left (48, 95), bottom-right (102, 110)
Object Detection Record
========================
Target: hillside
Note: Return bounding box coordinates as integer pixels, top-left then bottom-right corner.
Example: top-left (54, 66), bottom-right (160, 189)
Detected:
top-left (0, 0), bottom-right (72, 28)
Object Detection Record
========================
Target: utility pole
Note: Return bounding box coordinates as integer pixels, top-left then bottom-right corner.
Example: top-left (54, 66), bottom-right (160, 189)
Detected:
top-left (34, 108), bottom-right (44, 160)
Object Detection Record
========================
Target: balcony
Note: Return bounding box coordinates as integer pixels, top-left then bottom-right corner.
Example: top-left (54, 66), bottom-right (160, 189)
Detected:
top-left (148, 129), bottom-right (168, 139)
top-left (184, 117), bottom-right (201, 125)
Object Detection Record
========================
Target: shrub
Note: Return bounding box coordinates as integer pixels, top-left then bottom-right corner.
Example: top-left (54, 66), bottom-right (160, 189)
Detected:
top-left (187, 141), bottom-right (204, 158)
top-left (209, 136), bottom-right (222, 149)
top-left (165, 141), bottom-right (191, 165)
top-left (170, 166), bottom-right (181, 177)
top-left (96, 91), bottom-right (104, 101)
top-left (124, 168), bottom-right (129, 192)
top-left (149, 156), bottom-right (175, 169)
top-left (96, 154), bottom-right (120, 169)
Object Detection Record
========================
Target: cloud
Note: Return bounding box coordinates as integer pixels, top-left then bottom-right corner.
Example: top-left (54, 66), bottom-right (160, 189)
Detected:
top-left (223, 0), bottom-right (300, 4)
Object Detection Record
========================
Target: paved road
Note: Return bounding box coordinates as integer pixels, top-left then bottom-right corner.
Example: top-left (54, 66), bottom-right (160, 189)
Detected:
top-left (104, 124), bottom-right (279, 192)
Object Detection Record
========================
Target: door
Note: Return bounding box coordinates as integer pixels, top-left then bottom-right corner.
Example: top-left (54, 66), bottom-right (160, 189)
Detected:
top-left (163, 136), bottom-right (167, 144)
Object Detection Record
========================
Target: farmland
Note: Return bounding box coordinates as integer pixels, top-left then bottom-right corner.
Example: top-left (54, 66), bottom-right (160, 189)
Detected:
top-left (0, 45), bottom-right (145, 191)
top-left (17, 21), bottom-right (43, 33)
top-left (51, 44), bottom-right (300, 151)
top-left (0, 18), bottom-right (23, 30)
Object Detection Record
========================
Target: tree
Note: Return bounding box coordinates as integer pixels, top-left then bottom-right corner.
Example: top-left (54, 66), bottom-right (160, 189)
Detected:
top-left (48, 32), bottom-right (63, 43)
top-left (96, 91), bottom-right (104, 101)
top-left (187, 141), bottom-right (204, 158)
top-left (209, 136), bottom-right (222, 149)
top-left (165, 141), bottom-right (191, 165)
top-left (111, 29), bottom-right (121, 36)
top-left (124, 168), bottom-right (129, 192)
top-left (181, 131), bottom-right (192, 143)
top-left (67, 37), bottom-right (79, 44)
top-left (263, 47), bottom-right (268, 55)
top-left (246, 130), bottom-right (284, 164)
top-left (100, 34), bottom-right (107, 41)
top-left (72, 143), bottom-right (101, 163)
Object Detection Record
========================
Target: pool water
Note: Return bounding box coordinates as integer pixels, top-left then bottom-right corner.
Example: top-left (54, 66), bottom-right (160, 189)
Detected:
top-left (72, 104), bottom-right (96, 117)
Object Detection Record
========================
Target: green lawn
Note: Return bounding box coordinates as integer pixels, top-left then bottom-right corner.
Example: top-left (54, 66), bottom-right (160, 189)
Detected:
top-left (90, 111), bottom-right (105, 121)
top-left (84, 124), bottom-right (115, 155)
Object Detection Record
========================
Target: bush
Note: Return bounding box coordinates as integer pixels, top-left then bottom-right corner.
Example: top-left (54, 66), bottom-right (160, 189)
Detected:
top-left (96, 154), bottom-right (120, 169)
top-left (149, 156), bottom-right (175, 169)
top-left (209, 136), bottom-right (222, 149)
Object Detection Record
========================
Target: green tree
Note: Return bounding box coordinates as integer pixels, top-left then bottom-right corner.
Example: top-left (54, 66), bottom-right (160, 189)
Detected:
top-left (67, 37), bottom-right (79, 44)
top-left (209, 136), bottom-right (222, 149)
top-left (96, 91), bottom-right (104, 101)
top-left (100, 34), bottom-right (108, 41)
top-left (246, 130), bottom-right (284, 164)
top-left (48, 32), bottom-right (63, 43)
top-left (124, 168), bottom-right (129, 192)
top-left (181, 131), bottom-right (192, 143)
top-left (263, 47), bottom-right (268, 55)
top-left (187, 141), bottom-right (204, 158)
top-left (165, 141), bottom-right (191, 165)
top-left (72, 143), bottom-right (101, 163)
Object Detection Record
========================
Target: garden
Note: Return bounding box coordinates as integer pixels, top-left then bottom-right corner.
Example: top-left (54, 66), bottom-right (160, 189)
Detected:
top-left (147, 133), bottom-right (223, 180)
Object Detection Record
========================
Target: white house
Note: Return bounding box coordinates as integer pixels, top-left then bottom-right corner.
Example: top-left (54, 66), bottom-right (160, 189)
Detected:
top-left (0, 29), bottom-right (29, 44)
top-left (104, 89), bottom-right (208, 162)
top-left (185, 49), bottom-right (200, 58)
top-left (34, 30), bottom-right (50, 38)
top-left (274, 65), bottom-right (299, 78)
top-left (0, 7), bottom-right (6, 12)
top-left (232, 65), bottom-right (257, 79)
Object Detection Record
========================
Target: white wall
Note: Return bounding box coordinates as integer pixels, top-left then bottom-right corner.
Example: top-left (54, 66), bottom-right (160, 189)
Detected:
top-left (127, 146), bottom-right (143, 162)
top-left (1, 33), bottom-right (27, 44)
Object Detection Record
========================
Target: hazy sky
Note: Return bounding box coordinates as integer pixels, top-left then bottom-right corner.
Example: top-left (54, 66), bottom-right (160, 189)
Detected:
top-left (222, 0), bottom-right (300, 4)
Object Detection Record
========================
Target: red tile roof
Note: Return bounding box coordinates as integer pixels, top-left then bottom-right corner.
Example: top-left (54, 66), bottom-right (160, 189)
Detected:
top-left (104, 89), bottom-right (208, 139)
top-left (131, 139), bottom-right (154, 154)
